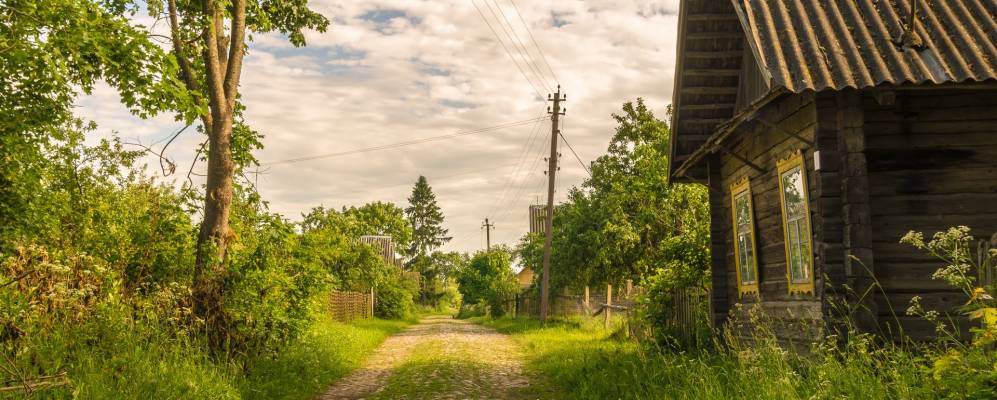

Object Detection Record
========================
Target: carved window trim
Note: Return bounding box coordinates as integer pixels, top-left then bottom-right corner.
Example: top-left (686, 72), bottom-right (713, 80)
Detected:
top-left (730, 176), bottom-right (759, 298)
top-left (776, 150), bottom-right (815, 296)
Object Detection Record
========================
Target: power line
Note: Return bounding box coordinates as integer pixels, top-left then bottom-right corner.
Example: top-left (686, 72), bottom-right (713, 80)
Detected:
top-left (322, 161), bottom-right (522, 199)
top-left (559, 129), bottom-right (590, 176)
top-left (266, 116), bottom-right (547, 166)
top-left (472, 0), bottom-right (546, 98)
top-left (495, 125), bottom-right (551, 223)
top-left (487, 114), bottom-right (546, 216)
top-left (484, 0), bottom-right (552, 92)
top-left (508, 0), bottom-right (559, 85)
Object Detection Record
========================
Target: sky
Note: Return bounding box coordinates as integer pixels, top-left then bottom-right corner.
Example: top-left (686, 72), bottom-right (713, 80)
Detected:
top-left (76, 0), bottom-right (681, 253)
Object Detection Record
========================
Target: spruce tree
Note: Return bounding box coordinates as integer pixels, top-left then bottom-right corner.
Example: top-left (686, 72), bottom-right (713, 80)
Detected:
top-left (405, 176), bottom-right (450, 257)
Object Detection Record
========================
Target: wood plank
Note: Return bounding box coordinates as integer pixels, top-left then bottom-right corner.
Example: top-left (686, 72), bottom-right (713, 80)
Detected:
top-left (680, 103), bottom-right (736, 111)
top-left (687, 13), bottom-right (740, 21)
top-left (686, 32), bottom-right (743, 40)
top-left (683, 87), bottom-right (739, 95)
top-left (683, 69), bottom-right (741, 77)
top-left (877, 291), bottom-right (966, 315)
top-left (685, 51), bottom-right (743, 58)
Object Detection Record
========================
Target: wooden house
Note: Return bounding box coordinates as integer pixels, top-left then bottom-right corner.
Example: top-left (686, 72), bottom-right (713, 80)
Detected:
top-left (668, 0), bottom-right (997, 341)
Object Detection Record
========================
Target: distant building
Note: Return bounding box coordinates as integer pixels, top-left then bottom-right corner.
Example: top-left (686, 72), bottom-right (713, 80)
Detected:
top-left (359, 235), bottom-right (396, 266)
top-left (516, 268), bottom-right (535, 290)
top-left (528, 205), bottom-right (547, 234)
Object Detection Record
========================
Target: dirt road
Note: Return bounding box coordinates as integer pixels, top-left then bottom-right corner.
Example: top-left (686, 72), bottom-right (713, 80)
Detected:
top-left (318, 316), bottom-right (531, 399)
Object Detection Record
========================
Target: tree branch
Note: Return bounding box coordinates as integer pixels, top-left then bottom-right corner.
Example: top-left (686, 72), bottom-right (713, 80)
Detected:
top-left (224, 0), bottom-right (247, 109)
top-left (167, 0), bottom-right (197, 93)
top-left (201, 0), bottom-right (228, 121)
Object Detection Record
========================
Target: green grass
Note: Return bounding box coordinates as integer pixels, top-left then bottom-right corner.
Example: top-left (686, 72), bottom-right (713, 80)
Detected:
top-left (372, 341), bottom-right (493, 399)
top-left (481, 317), bottom-right (939, 400)
top-left (238, 318), bottom-right (412, 400)
top-left (7, 317), bottom-right (410, 400)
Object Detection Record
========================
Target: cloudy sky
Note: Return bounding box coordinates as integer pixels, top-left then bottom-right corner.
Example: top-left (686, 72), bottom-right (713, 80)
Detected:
top-left (77, 0), bottom-right (680, 253)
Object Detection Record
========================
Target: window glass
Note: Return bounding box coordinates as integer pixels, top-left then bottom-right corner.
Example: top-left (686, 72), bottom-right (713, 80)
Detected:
top-left (780, 165), bottom-right (812, 284)
top-left (730, 178), bottom-right (758, 298)
top-left (734, 192), bottom-right (756, 284)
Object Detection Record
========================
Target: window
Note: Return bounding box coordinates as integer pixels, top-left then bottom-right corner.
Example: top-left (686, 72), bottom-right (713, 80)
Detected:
top-left (777, 151), bottom-right (815, 295)
top-left (730, 177), bottom-right (758, 298)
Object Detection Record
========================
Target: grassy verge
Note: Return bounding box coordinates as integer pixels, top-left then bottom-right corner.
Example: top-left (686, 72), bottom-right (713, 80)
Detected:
top-left (238, 317), bottom-right (412, 400)
top-left (481, 316), bottom-right (938, 400)
top-left (10, 317), bottom-right (410, 400)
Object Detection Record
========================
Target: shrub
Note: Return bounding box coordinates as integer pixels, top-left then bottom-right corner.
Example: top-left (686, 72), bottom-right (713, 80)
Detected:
top-left (902, 226), bottom-right (997, 398)
top-left (375, 270), bottom-right (417, 320)
top-left (456, 250), bottom-right (517, 318)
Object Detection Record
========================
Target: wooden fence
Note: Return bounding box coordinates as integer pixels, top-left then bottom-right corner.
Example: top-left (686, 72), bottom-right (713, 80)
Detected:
top-left (513, 283), bottom-right (710, 345)
top-left (329, 289), bottom-right (373, 321)
top-left (514, 282), bottom-right (640, 319)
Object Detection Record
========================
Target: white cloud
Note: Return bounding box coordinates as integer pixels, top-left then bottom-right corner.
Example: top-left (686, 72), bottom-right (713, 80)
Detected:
top-left (75, 0), bottom-right (680, 253)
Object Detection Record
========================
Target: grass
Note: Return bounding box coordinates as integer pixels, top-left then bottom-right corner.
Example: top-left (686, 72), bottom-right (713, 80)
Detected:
top-left (481, 316), bottom-right (941, 400)
top-left (372, 341), bottom-right (493, 399)
top-left (237, 317), bottom-right (412, 399)
top-left (7, 317), bottom-right (411, 400)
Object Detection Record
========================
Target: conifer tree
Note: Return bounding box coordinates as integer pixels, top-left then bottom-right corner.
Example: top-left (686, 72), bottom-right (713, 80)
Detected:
top-left (405, 176), bottom-right (450, 257)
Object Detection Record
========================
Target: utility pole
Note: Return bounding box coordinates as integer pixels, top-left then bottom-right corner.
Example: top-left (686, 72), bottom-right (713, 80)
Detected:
top-left (481, 218), bottom-right (495, 251)
top-left (540, 86), bottom-right (565, 323)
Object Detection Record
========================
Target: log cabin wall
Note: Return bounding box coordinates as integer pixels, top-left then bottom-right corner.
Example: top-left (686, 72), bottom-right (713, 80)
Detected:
top-left (717, 93), bottom-right (823, 343)
top-left (862, 87), bottom-right (997, 340)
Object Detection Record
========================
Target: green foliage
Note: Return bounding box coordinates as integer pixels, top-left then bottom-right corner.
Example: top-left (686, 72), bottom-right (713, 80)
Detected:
top-left (457, 251), bottom-right (517, 317)
top-left (374, 270), bottom-right (418, 320)
top-left (405, 175), bottom-right (450, 258)
top-left (483, 317), bottom-right (940, 400)
top-left (342, 202), bottom-right (413, 252)
top-left (238, 317), bottom-right (411, 400)
top-left (902, 226), bottom-right (997, 398)
top-left (522, 99), bottom-right (710, 296)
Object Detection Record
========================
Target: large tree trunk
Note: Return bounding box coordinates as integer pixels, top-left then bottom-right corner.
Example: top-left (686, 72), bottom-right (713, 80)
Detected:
top-left (193, 111), bottom-right (235, 345)
top-left (189, 0), bottom-right (246, 348)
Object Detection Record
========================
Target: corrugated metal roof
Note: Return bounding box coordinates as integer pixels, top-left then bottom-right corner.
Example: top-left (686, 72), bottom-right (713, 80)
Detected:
top-left (735, 0), bottom-right (997, 93)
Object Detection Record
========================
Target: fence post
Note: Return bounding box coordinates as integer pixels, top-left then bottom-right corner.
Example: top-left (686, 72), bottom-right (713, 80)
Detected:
top-left (370, 287), bottom-right (375, 318)
top-left (584, 285), bottom-right (590, 314)
top-left (626, 279), bottom-right (633, 299)
top-left (604, 284), bottom-right (612, 329)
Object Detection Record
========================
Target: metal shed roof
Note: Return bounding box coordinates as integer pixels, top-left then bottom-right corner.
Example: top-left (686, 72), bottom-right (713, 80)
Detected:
top-left (669, 0), bottom-right (997, 181)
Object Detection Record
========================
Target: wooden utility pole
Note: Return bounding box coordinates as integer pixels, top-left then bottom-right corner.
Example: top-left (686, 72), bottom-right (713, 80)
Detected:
top-left (482, 218), bottom-right (495, 251)
top-left (540, 86), bottom-right (565, 323)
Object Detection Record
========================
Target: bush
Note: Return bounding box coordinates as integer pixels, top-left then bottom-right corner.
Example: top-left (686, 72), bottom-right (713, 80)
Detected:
top-left (456, 250), bottom-right (517, 318)
top-left (902, 226), bottom-right (997, 398)
top-left (375, 270), bottom-right (417, 320)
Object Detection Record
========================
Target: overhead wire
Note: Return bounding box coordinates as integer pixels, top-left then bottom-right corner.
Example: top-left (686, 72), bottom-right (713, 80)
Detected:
top-left (484, 0), bottom-right (553, 92)
top-left (558, 116), bottom-right (591, 176)
top-left (486, 113), bottom-right (547, 217)
top-left (265, 116), bottom-right (547, 166)
top-left (472, 0), bottom-right (546, 99)
top-left (507, 0), bottom-right (559, 85)
top-left (495, 125), bottom-right (551, 223)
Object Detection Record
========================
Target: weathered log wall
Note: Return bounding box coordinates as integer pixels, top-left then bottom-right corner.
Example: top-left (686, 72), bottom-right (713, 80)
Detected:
top-left (715, 92), bottom-right (823, 343)
top-left (862, 88), bottom-right (997, 340)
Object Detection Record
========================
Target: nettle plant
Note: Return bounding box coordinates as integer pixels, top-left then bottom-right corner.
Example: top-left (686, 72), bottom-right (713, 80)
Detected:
top-left (902, 226), bottom-right (997, 393)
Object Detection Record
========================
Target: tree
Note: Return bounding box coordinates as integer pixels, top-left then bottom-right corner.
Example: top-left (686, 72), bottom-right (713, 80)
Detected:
top-left (1, 1), bottom-right (184, 252)
top-left (150, 0), bottom-right (328, 341)
top-left (343, 201), bottom-right (413, 252)
top-left (456, 250), bottom-right (518, 317)
top-left (519, 99), bottom-right (710, 293)
top-left (405, 176), bottom-right (450, 257)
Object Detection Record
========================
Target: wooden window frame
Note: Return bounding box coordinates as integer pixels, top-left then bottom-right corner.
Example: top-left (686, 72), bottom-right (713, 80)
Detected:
top-left (729, 176), bottom-right (759, 298)
top-left (776, 150), bottom-right (815, 296)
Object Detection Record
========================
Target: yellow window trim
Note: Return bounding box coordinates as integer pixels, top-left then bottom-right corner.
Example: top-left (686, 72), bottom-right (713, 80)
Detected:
top-left (776, 150), bottom-right (816, 296)
top-left (729, 176), bottom-right (759, 298)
